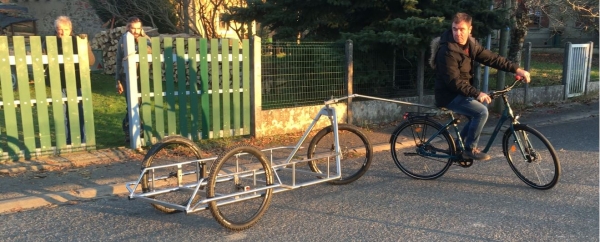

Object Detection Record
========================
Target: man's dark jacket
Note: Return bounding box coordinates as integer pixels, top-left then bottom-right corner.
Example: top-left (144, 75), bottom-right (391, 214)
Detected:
top-left (431, 29), bottom-right (519, 107)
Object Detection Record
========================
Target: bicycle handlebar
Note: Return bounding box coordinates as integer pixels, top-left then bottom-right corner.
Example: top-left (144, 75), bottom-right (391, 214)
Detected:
top-left (488, 75), bottom-right (524, 99)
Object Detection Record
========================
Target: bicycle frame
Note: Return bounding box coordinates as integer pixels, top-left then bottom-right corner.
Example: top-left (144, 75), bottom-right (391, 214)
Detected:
top-left (446, 83), bottom-right (522, 155)
top-left (412, 80), bottom-right (525, 160)
top-left (479, 94), bottom-right (518, 153)
top-left (281, 101), bottom-right (342, 175)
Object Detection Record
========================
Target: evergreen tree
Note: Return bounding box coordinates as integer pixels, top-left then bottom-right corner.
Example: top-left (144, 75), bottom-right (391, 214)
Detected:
top-left (227, 0), bottom-right (507, 50)
top-left (227, 0), bottom-right (509, 95)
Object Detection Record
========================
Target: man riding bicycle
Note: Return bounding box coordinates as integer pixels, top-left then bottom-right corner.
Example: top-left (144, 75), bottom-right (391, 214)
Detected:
top-left (430, 12), bottom-right (530, 160)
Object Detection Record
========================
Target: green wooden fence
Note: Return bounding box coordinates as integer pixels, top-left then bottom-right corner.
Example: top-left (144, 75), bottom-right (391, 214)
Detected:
top-left (124, 37), bottom-right (252, 149)
top-left (0, 36), bottom-right (95, 161)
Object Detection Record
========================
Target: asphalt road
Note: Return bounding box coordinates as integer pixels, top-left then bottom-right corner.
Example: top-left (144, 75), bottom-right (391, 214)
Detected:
top-left (0, 116), bottom-right (597, 241)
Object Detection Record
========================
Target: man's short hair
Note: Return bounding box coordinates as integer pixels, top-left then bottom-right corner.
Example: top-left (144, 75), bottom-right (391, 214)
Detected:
top-left (126, 17), bottom-right (142, 27)
top-left (452, 12), bottom-right (472, 25)
top-left (54, 16), bottom-right (72, 29)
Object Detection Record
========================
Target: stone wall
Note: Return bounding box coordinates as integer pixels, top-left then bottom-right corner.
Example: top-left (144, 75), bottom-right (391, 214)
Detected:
top-left (348, 82), bottom-right (599, 130)
top-left (7, 0), bottom-right (104, 38)
top-left (255, 104), bottom-right (348, 138)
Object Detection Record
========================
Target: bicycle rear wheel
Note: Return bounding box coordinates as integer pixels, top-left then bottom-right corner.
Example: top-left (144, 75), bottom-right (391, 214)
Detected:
top-left (307, 124), bottom-right (373, 185)
top-left (141, 136), bottom-right (204, 213)
top-left (207, 146), bottom-right (274, 231)
top-left (390, 119), bottom-right (454, 180)
top-left (502, 124), bottom-right (560, 190)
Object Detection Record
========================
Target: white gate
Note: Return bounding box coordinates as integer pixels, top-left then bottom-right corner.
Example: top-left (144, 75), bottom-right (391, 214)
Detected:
top-left (562, 42), bottom-right (594, 98)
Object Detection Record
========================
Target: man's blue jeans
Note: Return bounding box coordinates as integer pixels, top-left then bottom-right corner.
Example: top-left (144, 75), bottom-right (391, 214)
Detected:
top-left (120, 74), bottom-right (142, 139)
top-left (445, 95), bottom-right (489, 151)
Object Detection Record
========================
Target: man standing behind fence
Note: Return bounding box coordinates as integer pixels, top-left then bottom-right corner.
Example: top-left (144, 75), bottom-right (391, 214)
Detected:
top-left (43, 16), bottom-right (96, 145)
top-left (115, 17), bottom-right (152, 143)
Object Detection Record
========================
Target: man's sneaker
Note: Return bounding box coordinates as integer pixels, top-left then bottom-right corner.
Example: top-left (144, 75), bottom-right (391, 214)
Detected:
top-left (462, 149), bottom-right (491, 161)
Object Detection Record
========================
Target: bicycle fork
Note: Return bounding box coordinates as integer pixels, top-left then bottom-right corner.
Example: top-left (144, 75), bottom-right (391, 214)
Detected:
top-left (508, 128), bottom-right (536, 162)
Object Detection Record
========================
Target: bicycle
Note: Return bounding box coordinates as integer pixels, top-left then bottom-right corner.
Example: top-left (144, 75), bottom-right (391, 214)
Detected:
top-left (389, 78), bottom-right (561, 190)
top-left (126, 97), bottom-right (373, 231)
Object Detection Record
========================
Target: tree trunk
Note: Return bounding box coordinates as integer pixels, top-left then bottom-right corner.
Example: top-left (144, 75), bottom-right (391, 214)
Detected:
top-left (183, 0), bottom-right (190, 34)
top-left (508, 0), bottom-right (531, 65)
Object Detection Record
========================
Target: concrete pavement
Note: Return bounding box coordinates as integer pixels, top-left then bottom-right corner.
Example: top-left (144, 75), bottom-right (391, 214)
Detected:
top-left (0, 98), bottom-right (597, 214)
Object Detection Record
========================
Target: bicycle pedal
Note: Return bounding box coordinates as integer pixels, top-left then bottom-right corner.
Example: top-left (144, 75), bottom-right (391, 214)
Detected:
top-left (456, 159), bottom-right (473, 168)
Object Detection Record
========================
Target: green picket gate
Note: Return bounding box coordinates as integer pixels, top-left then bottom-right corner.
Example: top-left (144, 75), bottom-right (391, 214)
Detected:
top-left (0, 36), bottom-right (95, 161)
top-left (125, 37), bottom-right (252, 148)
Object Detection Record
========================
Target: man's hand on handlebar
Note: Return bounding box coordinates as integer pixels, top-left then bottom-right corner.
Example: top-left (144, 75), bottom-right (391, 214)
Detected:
top-left (477, 92), bottom-right (491, 104)
top-left (487, 74), bottom-right (525, 100)
top-left (515, 68), bottom-right (531, 84)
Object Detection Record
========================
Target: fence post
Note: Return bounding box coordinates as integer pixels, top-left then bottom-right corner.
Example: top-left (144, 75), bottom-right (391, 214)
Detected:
top-left (416, 49), bottom-right (425, 114)
top-left (523, 42), bottom-right (531, 104)
top-left (124, 32), bottom-right (142, 149)
top-left (494, 26), bottom-right (510, 112)
top-left (346, 39), bottom-right (353, 125)
top-left (562, 42), bottom-right (572, 101)
top-left (584, 41), bottom-right (594, 95)
top-left (417, 49), bottom-right (424, 104)
top-left (251, 36), bottom-right (262, 137)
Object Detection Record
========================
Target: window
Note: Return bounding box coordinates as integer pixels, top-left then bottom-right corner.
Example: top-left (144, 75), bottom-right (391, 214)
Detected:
top-left (527, 7), bottom-right (549, 28)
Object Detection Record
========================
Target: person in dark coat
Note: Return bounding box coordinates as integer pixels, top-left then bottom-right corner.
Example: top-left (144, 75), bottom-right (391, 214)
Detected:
top-left (431, 12), bottom-right (530, 160)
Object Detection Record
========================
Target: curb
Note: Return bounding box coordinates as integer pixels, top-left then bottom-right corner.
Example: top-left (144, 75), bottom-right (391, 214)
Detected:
top-left (0, 147), bottom-right (140, 175)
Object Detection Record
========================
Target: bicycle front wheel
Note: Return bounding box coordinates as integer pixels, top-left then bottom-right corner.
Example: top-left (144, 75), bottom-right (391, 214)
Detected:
top-left (307, 124), bottom-right (373, 185)
top-left (207, 145), bottom-right (274, 231)
top-left (502, 124), bottom-right (561, 190)
top-left (390, 119), bottom-right (454, 180)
